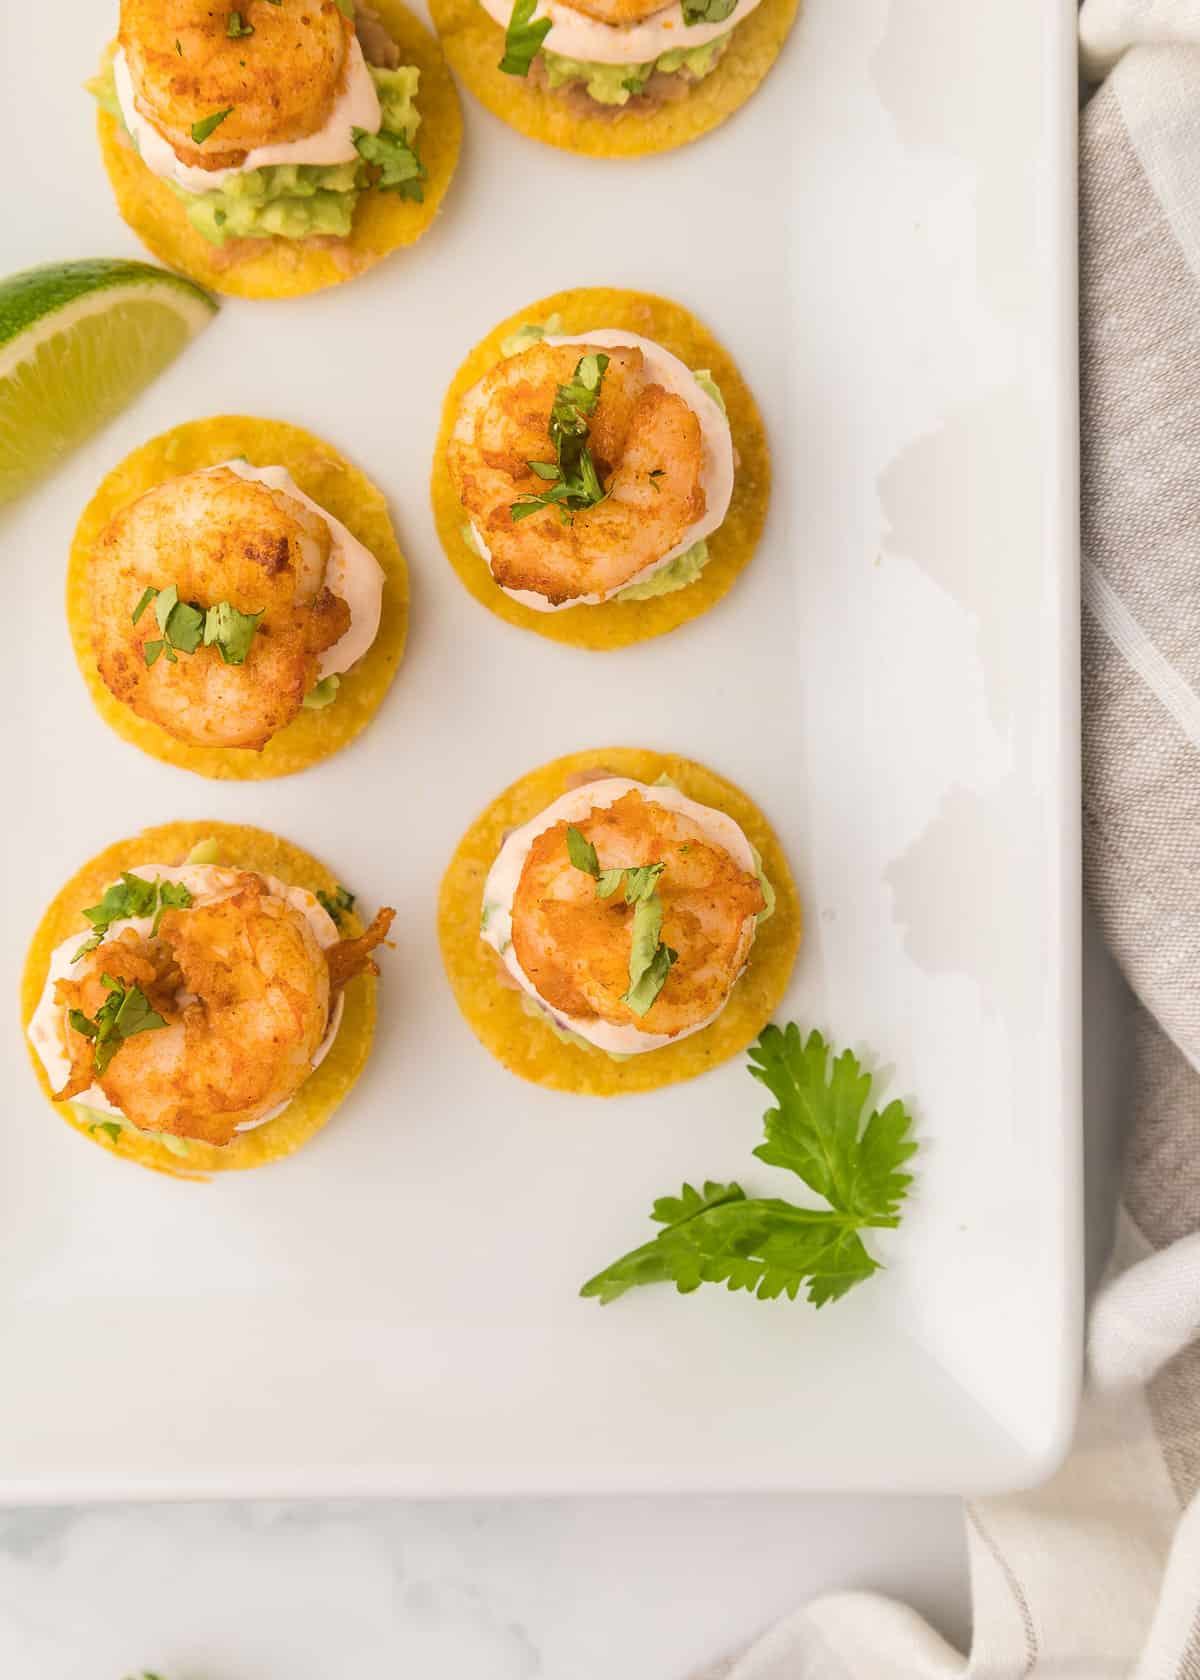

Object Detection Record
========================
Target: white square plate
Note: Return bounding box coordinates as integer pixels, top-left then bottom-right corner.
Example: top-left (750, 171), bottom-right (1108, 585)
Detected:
top-left (0, 0), bottom-right (1079, 1496)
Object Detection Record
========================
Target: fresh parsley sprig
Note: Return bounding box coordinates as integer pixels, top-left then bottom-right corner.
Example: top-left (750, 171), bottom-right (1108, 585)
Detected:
top-left (68, 976), bottom-right (168, 1078)
top-left (566, 825), bottom-right (678, 1017)
top-left (133, 585), bottom-right (262, 669)
top-left (581, 1025), bottom-right (918, 1307)
top-left (499, 0), bottom-right (552, 76)
top-left (352, 127), bottom-right (426, 202)
top-left (510, 353), bottom-right (610, 526)
top-left (73, 873), bottom-right (193, 962)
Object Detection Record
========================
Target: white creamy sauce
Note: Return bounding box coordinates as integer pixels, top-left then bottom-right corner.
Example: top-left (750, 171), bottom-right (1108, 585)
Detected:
top-left (112, 37), bottom-right (381, 194)
top-left (477, 0), bottom-right (765, 64)
top-left (215, 461), bottom-right (384, 680)
top-left (27, 865), bottom-right (344, 1136)
top-left (470, 330), bottom-right (735, 613)
top-left (481, 778), bottom-right (758, 1055)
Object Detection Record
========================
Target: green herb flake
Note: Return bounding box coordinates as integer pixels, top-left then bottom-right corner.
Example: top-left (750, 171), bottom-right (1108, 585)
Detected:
top-left (203, 600), bottom-right (262, 665)
top-left (681, 0), bottom-right (738, 23)
top-left (131, 586), bottom-right (157, 625)
top-left (191, 106), bottom-right (234, 145)
top-left (226, 10), bottom-right (254, 37)
top-left (317, 884), bottom-right (356, 927)
top-left (69, 981), bottom-right (168, 1079)
top-left (352, 126), bottom-right (426, 201)
top-left (499, 0), bottom-right (552, 75)
top-left (510, 353), bottom-right (611, 525)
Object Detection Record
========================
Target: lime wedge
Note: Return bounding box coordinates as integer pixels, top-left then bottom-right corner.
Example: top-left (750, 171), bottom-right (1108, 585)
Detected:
top-left (0, 259), bottom-right (216, 507)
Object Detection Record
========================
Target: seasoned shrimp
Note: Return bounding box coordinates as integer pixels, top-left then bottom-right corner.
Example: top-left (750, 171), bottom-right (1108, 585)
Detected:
top-left (554, 0), bottom-right (680, 26)
top-left (447, 342), bottom-right (706, 605)
top-left (119, 0), bottom-right (353, 171)
top-left (90, 467), bottom-right (350, 751)
top-left (53, 876), bottom-right (394, 1146)
top-left (511, 790), bottom-right (763, 1037)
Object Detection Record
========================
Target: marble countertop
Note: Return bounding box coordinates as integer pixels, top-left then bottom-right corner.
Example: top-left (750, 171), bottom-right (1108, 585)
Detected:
top-left (0, 915), bottom-right (1129, 1680)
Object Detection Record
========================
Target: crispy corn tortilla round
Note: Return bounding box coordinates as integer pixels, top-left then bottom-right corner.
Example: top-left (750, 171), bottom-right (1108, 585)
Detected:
top-left (96, 0), bottom-right (462, 300)
top-left (439, 747), bottom-right (800, 1094)
top-left (431, 287), bottom-right (770, 650)
top-left (69, 416), bottom-right (407, 781)
top-left (429, 0), bottom-right (798, 157)
top-left (20, 822), bottom-right (379, 1180)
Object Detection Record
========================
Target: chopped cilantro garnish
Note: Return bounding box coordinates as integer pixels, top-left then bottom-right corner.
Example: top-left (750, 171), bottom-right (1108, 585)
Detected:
top-left (352, 127), bottom-right (425, 202)
top-left (69, 980), bottom-right (167, 1079)
top-left (191, 107), bottom-right (234, 145)
top-left (202, 600), bottom-right (262, 665)
top-left (317, 884), bottom-right (355, 927)
top-left (565, 826), bottom-right (677, 1016)
top-left (510, 354), bottom-right (610, 526)
top-left (680, 0), bottom-right (738, 22)
top-left (73, 873), bottom-right (193, 961)
top-left (135, 586), bottom-right (262, 668)
top-left (499, 0), bottom-right (552, 76)
top-left (226, 10), bottom-right (254, 37)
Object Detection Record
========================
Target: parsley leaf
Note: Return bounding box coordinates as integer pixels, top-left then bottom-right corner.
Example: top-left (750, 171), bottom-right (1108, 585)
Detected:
top-left (510, 353), bottom-right (611, 525)
top-left (352, 127), bottom-right (425, 201)
top-left (226, 10), bottom-right (254, 37)
top-left (681, 0), bottom-right (738, 22)
top-left (499, 0), bottom-right (552, 76)
top-left (317, 884), bottom-right (356, 927)
top-left (191, 107), bottom-right (234, 145)
top-left (580, 1027), bottom-right (918, 1309)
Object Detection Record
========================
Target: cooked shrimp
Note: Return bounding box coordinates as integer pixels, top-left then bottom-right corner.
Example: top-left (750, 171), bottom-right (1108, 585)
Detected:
top-left (90, 467), bottom-right (350, 751)
top-left (554, 0), bottom-right (679, 24)
top-left (53, 876), bottom-right (394, 1146)
top-left (447, 342), bottom-right (706, 605)
top-left (119, 0), bottom-right (353, 171)
top-left (511, 790), bottom-right (763, 1037)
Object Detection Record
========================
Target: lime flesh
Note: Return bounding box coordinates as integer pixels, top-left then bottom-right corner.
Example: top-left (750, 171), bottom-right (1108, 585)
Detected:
top-left (0, 259), bottom-right (216, 507)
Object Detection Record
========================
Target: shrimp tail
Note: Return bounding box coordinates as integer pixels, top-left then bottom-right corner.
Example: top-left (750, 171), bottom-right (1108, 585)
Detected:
top-left (326, 906), bottom-right (396, 990)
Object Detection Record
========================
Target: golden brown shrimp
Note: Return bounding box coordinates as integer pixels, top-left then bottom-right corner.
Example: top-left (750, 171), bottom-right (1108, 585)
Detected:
top-left (447, 342), bottom-right (706, 605)
top-left (119, 0), bottom-right (354, 172)
top-left (53, 876), bottom-right (395, 1147)
top-left (90, 467), bottom-right (350, 751)
top-left (553, 0), bottom-right (682, 25)
top-left (511, 790), bottom-right (763, 1037)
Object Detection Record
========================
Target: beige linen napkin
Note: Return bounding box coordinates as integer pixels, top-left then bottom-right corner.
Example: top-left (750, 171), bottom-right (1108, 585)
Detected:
top-left (694, 7), bottom-right (1200, 1675)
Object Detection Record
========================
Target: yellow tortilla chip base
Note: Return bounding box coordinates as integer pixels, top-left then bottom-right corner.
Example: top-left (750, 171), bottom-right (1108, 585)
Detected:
top-left (429, 0), bottom-right (798, 157)
top-left (439, 747), bottom-right (801, 1094)
top-left (96, 0), bottom-right (462, 300)
top-left (431, 287), bottom-right (770, 650)
top-left (21, 822), bottom-right (380, 1180)
top-left (69, 415), bottom-right (408, 781)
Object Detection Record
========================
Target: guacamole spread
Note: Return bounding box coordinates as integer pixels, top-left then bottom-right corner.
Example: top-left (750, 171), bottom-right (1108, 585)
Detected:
top-left (541, 35), bottom-right (730, 107)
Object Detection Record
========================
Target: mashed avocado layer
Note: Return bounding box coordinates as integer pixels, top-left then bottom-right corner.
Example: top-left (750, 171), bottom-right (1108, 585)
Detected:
top-left (91, 64), bottom-right (423, 246)
top-left (541, 35), bottom-right (730, 107)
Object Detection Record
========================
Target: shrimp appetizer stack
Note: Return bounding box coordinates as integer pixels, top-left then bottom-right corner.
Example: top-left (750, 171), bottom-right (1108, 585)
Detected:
top-left (433, 287), bottom-right (770, 649)
top-left (69, 416), bottom-right (408, 779)
top-left (23, 823), bottom-right (394, 1176)
top-left (89, 0), bottom-right (462, 298)
top-left (439, 748), bottom-right (800, 1094)
top-left (429, 0), bottom-right (797, 157)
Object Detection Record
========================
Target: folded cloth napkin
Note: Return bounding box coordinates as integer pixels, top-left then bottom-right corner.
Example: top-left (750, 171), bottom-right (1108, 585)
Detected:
top-left (692, 7), bottom-right (1200, 1676)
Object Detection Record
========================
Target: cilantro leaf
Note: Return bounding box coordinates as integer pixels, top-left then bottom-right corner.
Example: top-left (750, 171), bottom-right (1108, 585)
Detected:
top-left (681, 0), bottom-right (738, 22)
top-left (748, 1024), bottom-right (917, 1223)
top-left (152, 880), bottom-right (193, 936)
top-left (191, 107), bottom-right (234, 145)
top-left (352, 127), bottom-right (425, 201)
top-left (69, 982), bottom-right (167, 1079)
top-left (74, 873), bottom-right (192, 959)
top-left (316, 884), bottom-right (356, 927)
top-left (203, 601), bottom-right (262, 665)
top-left (510, 353), bottom-right (611, 525)
top-left (581, 1026), bottom-right (918, 1310)
top-left (499, 0), bottom-right (552, 76)
top-left (622, 939), bottom-right (678, 1017)
top-left (565, 825), bottom-right (599, 877)
top-left (132, 586), bottom-right (157, 625)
